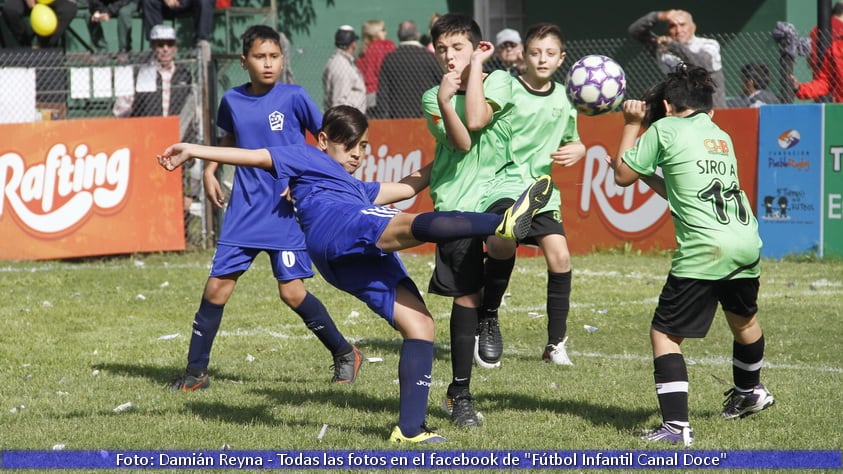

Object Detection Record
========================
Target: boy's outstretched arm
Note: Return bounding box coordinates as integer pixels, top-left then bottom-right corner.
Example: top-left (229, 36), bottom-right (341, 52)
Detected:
top-left (158, 143), bottom-right (273, 172)
top-left (374, 163), bottom-right (432, 205)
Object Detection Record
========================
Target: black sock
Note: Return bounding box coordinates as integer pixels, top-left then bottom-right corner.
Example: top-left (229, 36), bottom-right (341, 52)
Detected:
top-left (449, 303), bottom-right (479, 392)
top-left (653, 353), bottom-right (689, 427)
top-left (411, 211), bottom-right (500, 243)
top-left (546, 271), bottom-right (571, 345)
top-left (482, 256), bottom-right (515, 318)
top-left (733, 335), bottom-right (764, 390)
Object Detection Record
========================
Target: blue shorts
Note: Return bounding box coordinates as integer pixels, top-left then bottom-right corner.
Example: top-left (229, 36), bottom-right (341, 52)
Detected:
top-left (305, 202), bottom-right (419, 326)
top-left (209, 243), bottom-right (314, 282)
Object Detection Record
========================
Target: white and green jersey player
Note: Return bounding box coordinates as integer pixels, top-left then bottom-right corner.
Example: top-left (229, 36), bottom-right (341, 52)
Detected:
top-left (622, 112), bottom-right (761, 280)
top-left (422, 69), bottom-right (514, 213)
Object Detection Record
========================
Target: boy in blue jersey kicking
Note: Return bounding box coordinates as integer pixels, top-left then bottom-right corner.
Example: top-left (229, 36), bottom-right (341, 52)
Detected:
top-left (170, 25), bottom-right (361, 392)
top-left (158, 105), bottom-right (553, 443)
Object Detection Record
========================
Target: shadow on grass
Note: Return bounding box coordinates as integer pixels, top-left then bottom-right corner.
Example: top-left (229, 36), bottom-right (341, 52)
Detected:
top-left (481, 390), bottom-right (654, 431)
top-left (95, 362), bottom-right (250, 386)
top-left (354, 337), bottom-right (454, 363)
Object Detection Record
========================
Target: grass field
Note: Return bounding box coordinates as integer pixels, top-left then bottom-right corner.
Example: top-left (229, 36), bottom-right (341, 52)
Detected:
top-left (1, 250), bottom-right (841, 472)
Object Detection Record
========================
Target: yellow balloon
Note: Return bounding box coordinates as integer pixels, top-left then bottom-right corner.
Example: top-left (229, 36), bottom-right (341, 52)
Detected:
top-left (31, 4), bottom-right (58, 37)
top-left (36, 0), bottom-right (55, 5)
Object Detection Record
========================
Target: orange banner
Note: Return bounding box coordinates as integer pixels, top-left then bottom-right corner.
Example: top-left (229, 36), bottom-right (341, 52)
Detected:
top-left (0, 117), bottom-right (184, 260)
top-left (366, 109), bottom-right (759, 255)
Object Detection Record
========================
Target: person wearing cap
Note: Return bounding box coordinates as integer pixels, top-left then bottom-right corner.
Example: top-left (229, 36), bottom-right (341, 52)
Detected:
top-left (483, 27), bottom-right (525, 76)
top-left (1, 0), bottom-right (77, 48)
top-left (322, 25), bottom-right (368, 113)
top-left (141, 0), bottom-right (214, 47)
top-left (113, 24), bottom-right (194, 120)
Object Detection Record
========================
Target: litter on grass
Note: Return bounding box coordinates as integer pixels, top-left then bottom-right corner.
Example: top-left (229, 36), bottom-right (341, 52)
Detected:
top-left (584, 324), bottom-right (599, 333)
top-left (317, 424), bottom-right (328, 442)
top-left (113, 402), bottom-right (134, 413)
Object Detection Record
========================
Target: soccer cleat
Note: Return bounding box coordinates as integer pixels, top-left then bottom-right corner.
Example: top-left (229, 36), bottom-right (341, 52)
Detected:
top-left (169, 369), bottom-right (210, 391)
top-left (389, 425), bottom-right (446, 443)
top-left (641, 424), bottom-right (694, 446)
top-left (474, 318), bottom-right (503, 368)
top-left (721, 384), bottom-right (775, 419)
top-left (443, 390), bottom-right (480, 427)
top-left (542, 337), bottom-right (573, 366)
top-left (495, 175), bottom-right (553, 241)
top-left (331, 345), bottom-right (364, 384)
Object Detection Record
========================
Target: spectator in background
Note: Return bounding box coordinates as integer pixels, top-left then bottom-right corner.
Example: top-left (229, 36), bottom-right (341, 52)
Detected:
top-left (793, 2), bottom-right (843, 103)
top-left (375, 20), bottom-right (441, 118)
top-left (141, 0), bottom-right (214, 47)
top-left (628, 9), bottom-right (726, 109)
top-left (483, 28), bottom-right (525, 76)
top-left (323, 25), bottom-right (367, 113)
top-left (728, 63), bottom-right (780, 108)
top-left (421, 12), bottom-right (441, 53)
top-left (356, 20), bottom-right (396, 113)
top-left (113, 24), bottom-right (197, 211)
top-left (2, 0), bottom-right (77, 48)
top-left (87, 0), bottom-right (138, 60)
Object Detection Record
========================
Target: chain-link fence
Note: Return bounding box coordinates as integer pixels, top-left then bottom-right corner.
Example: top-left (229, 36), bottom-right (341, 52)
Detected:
top-left (2, 28), bottom-right (838, 250)
top-left (217, 29), bottom-right (836, 120)
top-left (0, 47), bottom-right (211, 249)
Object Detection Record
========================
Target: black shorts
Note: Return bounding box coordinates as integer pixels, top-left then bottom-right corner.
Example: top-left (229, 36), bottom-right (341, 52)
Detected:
top-left (652, 274), bottom-right (760, 338)
top-left (485, 198), bottom-right (565, 246)
top-left (428, 237), bottom-right (485, 297)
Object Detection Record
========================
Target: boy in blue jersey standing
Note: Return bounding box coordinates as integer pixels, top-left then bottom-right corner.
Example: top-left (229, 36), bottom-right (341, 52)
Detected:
top-left (170, 25), bottom-right (361, 391)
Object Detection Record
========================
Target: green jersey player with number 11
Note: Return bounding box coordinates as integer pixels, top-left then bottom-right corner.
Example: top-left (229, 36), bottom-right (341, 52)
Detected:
top-left (610, 63), bottom-right (774, 447)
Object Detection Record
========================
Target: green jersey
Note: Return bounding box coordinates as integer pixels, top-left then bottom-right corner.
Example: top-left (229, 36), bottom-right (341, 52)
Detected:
top-left (481, 77), bottom-right (579, 214)
top-left (622, 113), bottom-right (761, 280)
top-left (422, 70), bottom-right (513, 211)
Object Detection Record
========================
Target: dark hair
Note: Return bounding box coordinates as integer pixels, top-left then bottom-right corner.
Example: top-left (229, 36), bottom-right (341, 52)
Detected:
top-left (740, 63), bottom-right (771, 90)
top-left (241, 25), bottom-right (281, 56)
top-left (524, 23), bottom-right (565, 52)
top-left (641, 63), bottom-right (714, 127)
top-left (430, 13), bottom-right (482, 46)
top-left (833, 1), bottom-right (843, 17)
top-left (320, 106), bottom-right (368, 150)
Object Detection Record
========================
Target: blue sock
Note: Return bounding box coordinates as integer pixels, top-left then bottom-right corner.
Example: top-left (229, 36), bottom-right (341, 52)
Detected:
top-left (186, 298), bottom-right (225, 372)
top-left (411, 211), bottom-right (500, 242)
top-left (397, 339), bottom-right (434, 437)
top-left (294, 292), bottom-right (351, 356)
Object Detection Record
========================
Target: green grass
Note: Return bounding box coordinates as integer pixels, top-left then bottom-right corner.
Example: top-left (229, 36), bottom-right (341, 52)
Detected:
top-left (1, 251), bottom-right (841, 472)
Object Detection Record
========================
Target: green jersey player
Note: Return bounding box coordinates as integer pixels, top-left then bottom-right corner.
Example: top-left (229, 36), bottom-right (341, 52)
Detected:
top-left (473, 23), bottom-right (586, 369)
top-left (611, 63), bottom-right (774, 447)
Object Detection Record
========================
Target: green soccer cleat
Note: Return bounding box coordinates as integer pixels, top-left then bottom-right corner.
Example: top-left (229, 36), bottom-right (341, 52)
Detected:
top-left (495, 175), bottom-right (553, 241)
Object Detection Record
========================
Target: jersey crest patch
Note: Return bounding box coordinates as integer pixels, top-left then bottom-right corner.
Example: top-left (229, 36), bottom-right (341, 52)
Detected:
top-left (269, 111), bottom-right (285, 131)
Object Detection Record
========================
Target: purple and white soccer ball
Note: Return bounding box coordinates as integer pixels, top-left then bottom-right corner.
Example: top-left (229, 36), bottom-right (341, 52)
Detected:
top-left (565, 55), bottom-right (627, 116)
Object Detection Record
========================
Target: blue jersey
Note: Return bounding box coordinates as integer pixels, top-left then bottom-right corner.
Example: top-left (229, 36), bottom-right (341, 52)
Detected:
top-left (215, 83), bottom-right (322, 250)
top-left (266, 144), bottom-right (419, 323)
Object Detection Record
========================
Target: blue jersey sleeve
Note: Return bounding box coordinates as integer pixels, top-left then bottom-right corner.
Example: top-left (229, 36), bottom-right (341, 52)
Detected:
top-left (216, 95), bottom-right (233, 134)
top-left (291, 87), bottom-right (323, 139)
top-left (363, 181), bottom-right (381, 203)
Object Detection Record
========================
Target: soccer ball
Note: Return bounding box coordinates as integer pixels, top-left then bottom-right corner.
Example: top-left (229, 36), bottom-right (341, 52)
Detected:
top-left (565, 55), bottom-right (627, 116)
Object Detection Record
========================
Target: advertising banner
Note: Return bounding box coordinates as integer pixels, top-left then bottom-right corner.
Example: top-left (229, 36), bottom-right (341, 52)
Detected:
top-left (823, 104), bottom-right (843, 258)
top-left (756, 105), bottom-right (823, 258)
top-left (0, 117), bottom-right (184, 260)
top-left (365, 110), bottom-right (760, 256)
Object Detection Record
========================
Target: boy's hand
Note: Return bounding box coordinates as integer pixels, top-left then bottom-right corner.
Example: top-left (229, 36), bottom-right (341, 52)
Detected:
top-left (472, 41), bottom-right (495, 64)
top-left (551, 142), bottom-right (586, 167)
top-left (203, 173), bottom-right (225, 208)
top-left (438, 70), bottom-right (461, 101)
top-left (157, 143), bottom-right (192, 171)
top-left (622, 100), bottom-right (646, 125)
